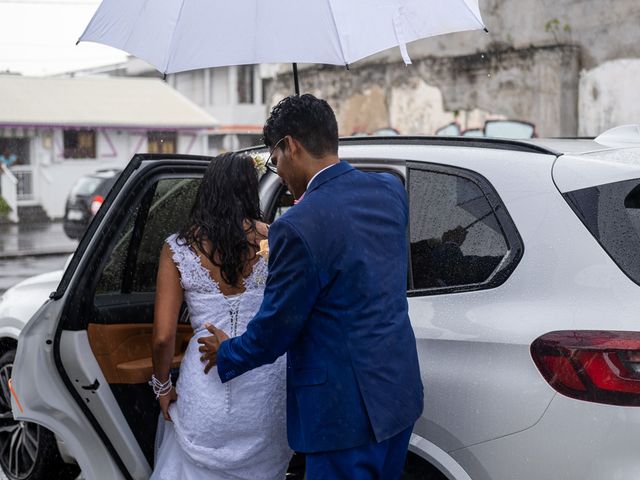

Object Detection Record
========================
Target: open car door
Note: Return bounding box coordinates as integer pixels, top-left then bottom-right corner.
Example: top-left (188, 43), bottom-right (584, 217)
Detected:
top-left (12, 155), bottom-right (211, 480)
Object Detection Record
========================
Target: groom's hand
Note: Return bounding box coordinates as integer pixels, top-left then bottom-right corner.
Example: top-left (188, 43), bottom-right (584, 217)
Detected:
top-left (198, 324), bottom-right (229, 374)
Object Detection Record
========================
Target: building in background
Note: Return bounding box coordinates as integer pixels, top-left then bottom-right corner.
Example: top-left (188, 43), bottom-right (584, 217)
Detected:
top-left (266, 0), bottom-right (640, 138)
top-left (61, 57), bottom-right (268, 154)
top-left (0, 75), bottom-right (215, 221)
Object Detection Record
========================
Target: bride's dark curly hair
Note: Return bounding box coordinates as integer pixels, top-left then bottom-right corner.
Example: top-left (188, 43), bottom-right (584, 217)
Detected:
top-left (178, 152), bottom-right (262, 287)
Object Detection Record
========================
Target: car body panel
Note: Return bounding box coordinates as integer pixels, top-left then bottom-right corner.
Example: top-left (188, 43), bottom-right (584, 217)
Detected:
top-left (553, 147), bottom-right (640, 192)
top-left (451, 394), bottom-right (640, 480)
top-left (11, 138), bottom-right (640, 480)
top-left (0, 269), bottom-right (63, 336)
top-left (11, 299), bottom-right (127, 480)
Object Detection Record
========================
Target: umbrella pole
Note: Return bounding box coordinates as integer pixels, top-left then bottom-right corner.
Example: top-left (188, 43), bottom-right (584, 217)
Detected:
top-left (292, 63), bottom-right (300, 96)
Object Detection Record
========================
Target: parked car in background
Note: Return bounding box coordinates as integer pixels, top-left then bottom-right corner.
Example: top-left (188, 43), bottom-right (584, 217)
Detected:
top-left (63, 169), bottom-right (121, 240)
top-left (435, 119), bottom-right (537, 139)
top-left (0, 268), bottom-right (79, 480)
top-left (9, 126), bottom-right (640, 480)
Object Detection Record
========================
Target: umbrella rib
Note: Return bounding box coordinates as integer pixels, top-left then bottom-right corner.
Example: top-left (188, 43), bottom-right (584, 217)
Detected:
top-left (458, 0), bottom-right (487, 31)
top-left (326, 0), bottom-right (348, 66)
top-left (120, 0), bottom-right (153, 58)
top-left (162, 0), bottom-right (188, 74)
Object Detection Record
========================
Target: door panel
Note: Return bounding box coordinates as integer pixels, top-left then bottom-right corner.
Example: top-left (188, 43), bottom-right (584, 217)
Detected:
top-left (56, 162), bottom-right (208, 476)
top-left (60, 331), bottom-right (151, 480)
top-left (88, 324), bottom-right (193, 384)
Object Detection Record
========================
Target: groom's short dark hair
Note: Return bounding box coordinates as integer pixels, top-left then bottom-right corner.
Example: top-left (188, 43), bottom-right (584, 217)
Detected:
top-left (263, 94), bottom-right (339, 157)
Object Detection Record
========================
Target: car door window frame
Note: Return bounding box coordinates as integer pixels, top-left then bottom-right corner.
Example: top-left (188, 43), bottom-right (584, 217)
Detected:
top-left (61, 162), bottom-right (208, 331)
top-left (407, 161), bottom-right (524, 297)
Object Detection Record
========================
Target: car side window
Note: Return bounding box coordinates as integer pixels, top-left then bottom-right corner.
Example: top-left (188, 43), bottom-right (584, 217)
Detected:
top-left (408, 164), bottom-right (522, 294)
top-left (96, 178), bottom-right (200, 295)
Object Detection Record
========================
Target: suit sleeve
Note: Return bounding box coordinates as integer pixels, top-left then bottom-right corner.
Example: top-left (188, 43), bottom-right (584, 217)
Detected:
top-left (217, 218), bottom-right (320, 383)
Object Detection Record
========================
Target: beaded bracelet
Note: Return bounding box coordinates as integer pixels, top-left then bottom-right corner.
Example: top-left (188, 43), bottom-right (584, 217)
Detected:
top-left (149, 374), bottom-right (173, 400)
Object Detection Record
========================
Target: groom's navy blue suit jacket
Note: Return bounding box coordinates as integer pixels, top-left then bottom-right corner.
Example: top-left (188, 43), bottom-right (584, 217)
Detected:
top-left (217, 161), bottom-right (424, 453)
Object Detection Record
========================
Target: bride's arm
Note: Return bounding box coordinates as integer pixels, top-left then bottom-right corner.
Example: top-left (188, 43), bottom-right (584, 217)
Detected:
top-left (152, 244), bottom-right (183, 420)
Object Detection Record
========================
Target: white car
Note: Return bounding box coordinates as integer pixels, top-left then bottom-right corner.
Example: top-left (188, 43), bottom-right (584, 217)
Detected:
top-left (9, 126), bottom-right (640, 480)
top-left (0, 268), bottom-right (81, 480)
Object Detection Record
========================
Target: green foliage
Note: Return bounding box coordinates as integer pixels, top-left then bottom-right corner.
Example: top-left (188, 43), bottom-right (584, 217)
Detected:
top-left (544, 18), bottom-right (560, 32)
top-left (545, 18), bottom-right (572, 42)
top-left (0, 195), bottom-right (11, 216)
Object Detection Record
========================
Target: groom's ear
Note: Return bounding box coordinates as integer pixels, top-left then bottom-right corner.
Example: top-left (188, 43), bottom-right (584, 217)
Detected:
top-left (286, 136), bottom-right (302, 158)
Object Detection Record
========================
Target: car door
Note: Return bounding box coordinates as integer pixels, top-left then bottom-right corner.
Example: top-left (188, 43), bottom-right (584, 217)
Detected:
top-left (405, 159), bottom-right (558, 453)
top-left (12, 155), bottom-right (211, 480)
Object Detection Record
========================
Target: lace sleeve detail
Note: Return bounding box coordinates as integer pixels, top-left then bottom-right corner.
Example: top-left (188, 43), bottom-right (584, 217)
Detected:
top-left (165, 234), bottom-right (186, 289)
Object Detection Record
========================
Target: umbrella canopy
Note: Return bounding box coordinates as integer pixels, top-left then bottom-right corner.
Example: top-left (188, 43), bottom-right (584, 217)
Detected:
top-left (79, 0), bottom-right (486, 75)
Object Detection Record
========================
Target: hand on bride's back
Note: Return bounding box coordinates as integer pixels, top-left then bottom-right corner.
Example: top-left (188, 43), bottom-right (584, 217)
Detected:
top-left (198, 324), bottom-right (230, 374)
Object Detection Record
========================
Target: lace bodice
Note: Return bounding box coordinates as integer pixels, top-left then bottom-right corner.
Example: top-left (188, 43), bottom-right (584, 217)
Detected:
top-left (151, 234), bottom-right (290, 480)
top-left (165, 233), bottom-right (268, 333)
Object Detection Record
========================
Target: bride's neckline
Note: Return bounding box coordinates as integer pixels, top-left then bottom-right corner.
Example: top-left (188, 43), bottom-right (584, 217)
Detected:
top-left (185, 244), bottom-right (266, 299)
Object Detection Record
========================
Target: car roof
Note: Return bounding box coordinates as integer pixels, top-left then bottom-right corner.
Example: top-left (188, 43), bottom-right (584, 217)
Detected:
top-left (339, 135), bottom-right (559, 155)
top-left (339, 135), bottom-right (640, 193)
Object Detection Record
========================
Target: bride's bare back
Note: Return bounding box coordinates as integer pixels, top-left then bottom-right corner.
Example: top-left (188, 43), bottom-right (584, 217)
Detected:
top-left (189, 220), bottom-right (269, 297)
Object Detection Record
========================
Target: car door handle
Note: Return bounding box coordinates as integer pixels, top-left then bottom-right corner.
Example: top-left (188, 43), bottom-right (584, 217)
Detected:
top-left (81, 379), bottom-right (100, 391)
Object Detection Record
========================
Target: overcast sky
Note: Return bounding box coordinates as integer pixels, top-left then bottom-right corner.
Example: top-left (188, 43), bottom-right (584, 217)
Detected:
top-left (0, 0), bottom-right (127, 76)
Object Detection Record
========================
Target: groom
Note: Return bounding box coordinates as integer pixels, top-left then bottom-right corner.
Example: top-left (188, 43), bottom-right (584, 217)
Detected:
top-left (199, 94), bottom-right (423, 479)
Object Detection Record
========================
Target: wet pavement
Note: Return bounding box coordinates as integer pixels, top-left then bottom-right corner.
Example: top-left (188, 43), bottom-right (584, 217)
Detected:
top-left (0, 222), bottom-right (78, 259)
top-left (0, 222), bottom-right (77, 294)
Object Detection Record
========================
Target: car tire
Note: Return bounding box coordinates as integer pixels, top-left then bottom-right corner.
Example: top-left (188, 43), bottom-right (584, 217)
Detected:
top-left (0, 350), bottom-right (80, 480)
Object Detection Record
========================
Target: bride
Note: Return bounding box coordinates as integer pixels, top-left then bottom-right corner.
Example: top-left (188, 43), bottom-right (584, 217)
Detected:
top-left (150, 152), bottom-right (292, 479)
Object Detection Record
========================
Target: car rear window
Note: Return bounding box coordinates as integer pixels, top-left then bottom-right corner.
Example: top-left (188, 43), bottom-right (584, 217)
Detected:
top-left (564, 178), bottom-right (640, 285)
top-left (408, 166), bottom-right (517, 293)
top-left (70, 176), bottom-right (103, 197)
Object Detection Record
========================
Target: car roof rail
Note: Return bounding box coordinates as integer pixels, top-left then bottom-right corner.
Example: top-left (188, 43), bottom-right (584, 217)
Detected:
top-left (595, 125), bottom-right (640, 147)
top-left (338, 135), bottom-right (558, 155)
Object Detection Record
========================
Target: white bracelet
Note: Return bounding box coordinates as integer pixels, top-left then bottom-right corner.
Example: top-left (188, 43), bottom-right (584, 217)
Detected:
top-left (149, 374), bottom-right (173, 400)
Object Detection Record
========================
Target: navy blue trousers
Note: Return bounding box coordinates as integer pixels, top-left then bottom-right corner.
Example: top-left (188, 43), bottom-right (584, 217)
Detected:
top-left (305, 425), bottom-right (413, 480)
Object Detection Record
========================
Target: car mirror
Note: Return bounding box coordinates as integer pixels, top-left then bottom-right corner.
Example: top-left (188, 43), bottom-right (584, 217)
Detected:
top-left (435, 122), bottom-right (462, 136)
top-left (484, 120), bottom-right (535, 139)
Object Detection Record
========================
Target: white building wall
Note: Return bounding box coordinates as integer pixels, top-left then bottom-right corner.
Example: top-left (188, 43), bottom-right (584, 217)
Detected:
top-left (578, 59), bottom-right (640, 136)
top-left (28, 127), bottom-right (208, 219)
top-left (211, 68), bottom-right (229, 105)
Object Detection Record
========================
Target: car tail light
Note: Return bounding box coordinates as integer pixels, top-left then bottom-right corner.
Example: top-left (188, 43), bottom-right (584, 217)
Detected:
top-left (531, 331), bottom-right (640, 406)
top-left (90, 195), bottom-right (104, 216)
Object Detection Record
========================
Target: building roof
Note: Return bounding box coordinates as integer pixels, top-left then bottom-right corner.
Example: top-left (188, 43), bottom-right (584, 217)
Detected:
top-left (0, 75), bottom-right (216, 130)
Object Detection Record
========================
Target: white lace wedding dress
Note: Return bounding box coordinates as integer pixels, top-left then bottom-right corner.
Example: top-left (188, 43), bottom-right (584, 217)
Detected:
top-left (150, 234), bottom-right (291, 480)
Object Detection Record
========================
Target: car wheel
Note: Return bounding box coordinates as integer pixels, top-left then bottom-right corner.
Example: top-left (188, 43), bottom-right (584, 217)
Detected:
top-left (0, 350), bottom-right (80, 480)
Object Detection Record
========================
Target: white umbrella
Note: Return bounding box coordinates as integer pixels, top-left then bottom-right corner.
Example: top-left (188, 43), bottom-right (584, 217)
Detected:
top-left (79, 0), bottom-right (486, 92)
